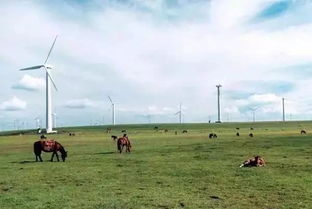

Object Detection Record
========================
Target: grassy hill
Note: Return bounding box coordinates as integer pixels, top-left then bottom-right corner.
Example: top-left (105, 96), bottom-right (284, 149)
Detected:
top-left (1, 121), bottom-right (312, 209)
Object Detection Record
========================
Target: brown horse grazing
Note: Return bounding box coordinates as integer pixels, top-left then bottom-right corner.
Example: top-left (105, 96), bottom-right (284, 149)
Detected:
top-left (34, 140), bottom-right (67, 162)
top-left (117, 135), bottom-right (131, 153)
top-left (240, 156), bottom-right (265, 167)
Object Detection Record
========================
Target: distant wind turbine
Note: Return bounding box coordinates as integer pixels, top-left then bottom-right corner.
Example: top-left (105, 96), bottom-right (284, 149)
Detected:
top-left (19, 36), bottom-right (58, 133)
top-left (282, 98), bottom-right (285, 122)
top-left (175, 103), bottom-right (182, 124)
top-left (249, 107), bottom-right (259, 122)
top-left (108, 96), bottom-right (115, 125)
top-left (216, 84), bottom-right (222, 123)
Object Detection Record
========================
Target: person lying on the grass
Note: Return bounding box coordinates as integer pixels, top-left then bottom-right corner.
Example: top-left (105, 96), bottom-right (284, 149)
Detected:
top-left (240, 155), bottom-right (265, 167)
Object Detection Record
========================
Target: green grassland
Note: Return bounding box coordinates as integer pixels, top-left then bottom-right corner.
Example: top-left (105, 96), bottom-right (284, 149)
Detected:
top-left (1, 121), bottom-right (312, 209)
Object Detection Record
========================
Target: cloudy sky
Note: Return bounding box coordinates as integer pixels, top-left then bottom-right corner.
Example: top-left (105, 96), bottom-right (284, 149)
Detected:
top-left (1, 0), bottom-right (312, 130)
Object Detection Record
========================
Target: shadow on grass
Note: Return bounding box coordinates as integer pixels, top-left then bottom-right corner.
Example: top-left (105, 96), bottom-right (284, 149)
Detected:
top-left (11, 160), bottom-right (35, 164)
top-left (95, 151), bottom-right (115, 155)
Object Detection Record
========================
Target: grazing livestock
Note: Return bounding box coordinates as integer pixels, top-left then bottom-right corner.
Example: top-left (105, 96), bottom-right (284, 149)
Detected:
top-left (240, 156), bottom-right (265, 167)
top-left (250, 127), bottom-right (254, 130)
top-left (236, 132), bottom-right (240, 136)
top-left (106, 128), bottom-right (112, 133)
top-left (249, 133), bottom-right (254, 137)
top-left (111, 135), bottom-right (118, 141)
top-left (301, 130), bottom-right (307, 135)
top-left (68, 132), bottom-right (76, 136)
top-left (121, 130), bottom-right (127, 133)
top-left (236, 127), bottom-right (240, 130)
top-left (209, 133), bottom-right (218, 138)
top-left (117, 134), bottom-right (131, 153)
top-left (182, 130), bottom-right (188, 133)
top-left (34, 139), bottom-right (67, 162)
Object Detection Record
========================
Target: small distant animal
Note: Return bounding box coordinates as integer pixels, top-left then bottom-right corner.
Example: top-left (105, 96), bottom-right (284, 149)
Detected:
top-left (106, 128), bottom-right (112, 133)
top-left (164, 129), bottom-right (168, 133)
top-left (209, 133), bottom-right (217, 138)
top-left (121, 130), bottom-right (127, 133)
top-left (240, 156), bottom-right (265, 167)
top-left (236, 132), bottom-right (240, 136)
top-left (250, 127), bottom-right (254, 130)
top-left (117, 134), bottom-right (131, 153)
top-left (154, 126), bottom-right (159, 130)
top-left (236, 127), bottom-right (240, 130)
top-left (68, 132), bottom-right (75, 136)
top-left (111, 135), bottom-right (118, 141)
top-left (34, 139), bottom-right (67, 162)
top-left (175, 131), bottom-right (178, 135)
top-left (182, 130), bottom-right (188, 133)
top-left (249, 133), bottom-right (254, 137)
top-left (301, 130), bottom-right (307, 135)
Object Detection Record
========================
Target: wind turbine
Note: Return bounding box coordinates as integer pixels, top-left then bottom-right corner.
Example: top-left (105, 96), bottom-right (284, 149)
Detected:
top-left (175, 103), bottom-right (182, 124)
top-left (34, 117), bottom-right (41, 129)
top-left (216, 84), bottom-right (222, 123)
top-left (19, 36), bottom-right (58, 134)
top-left (52, 113), bottom-right (57, 128)
top-left (282, 98), bottom-right (285, 122)
top-left (249, 106), bottom-right (259, 122)
top-left (108, 96), bottom-right (115, 125)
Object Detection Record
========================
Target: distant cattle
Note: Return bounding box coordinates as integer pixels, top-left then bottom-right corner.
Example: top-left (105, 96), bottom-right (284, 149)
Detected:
top-left (240, 156), bottom-right (265, 167)
top-left (209, 133), bottom-right (217, 138)
top-left (182, 130), bottom-right (188, 133)
top-left (249, 133), bottom-right (254, 137)
top-left (301, 130), bottom-right (307, 135)
top-left (236, 132), bottom-right (240, 136)
top-left (68, 132), bottom-right (75, 136)
top-left (121, 130), bottom-right (127, 133)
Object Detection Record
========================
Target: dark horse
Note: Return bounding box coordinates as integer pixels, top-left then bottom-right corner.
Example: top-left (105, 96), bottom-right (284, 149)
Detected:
top-left (117, 135), bottom-right (131, 153)
top-left (34, 140), bottom-right (67, 162)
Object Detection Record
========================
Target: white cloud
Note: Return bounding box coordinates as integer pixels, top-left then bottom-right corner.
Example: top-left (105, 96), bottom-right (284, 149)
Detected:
top-left (1, 0), bottom-right (312, 129)
top-left (0, 96), bottom-right (27, 111)
top-left (64, 98), bottom-right (95, 109)
top-left (249, 93), bottom-right (281, 103)
top-left (12, 74), bottom-right (45, 91)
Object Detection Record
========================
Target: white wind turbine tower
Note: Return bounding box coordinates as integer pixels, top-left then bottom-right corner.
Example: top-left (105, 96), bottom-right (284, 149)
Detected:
top-left (108, 96), bottom-right (115, 125)
top-left (175, 103), bottom-right (182, 124)
top-left (19, 36), bottom-right (58, 134)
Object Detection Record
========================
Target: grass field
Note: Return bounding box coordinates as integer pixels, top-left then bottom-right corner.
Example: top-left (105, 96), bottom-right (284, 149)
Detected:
top-left (1, 121), bottom-right (312, 209)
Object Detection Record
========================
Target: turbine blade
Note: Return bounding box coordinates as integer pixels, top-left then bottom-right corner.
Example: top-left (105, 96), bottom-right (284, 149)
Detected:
top-left (44, 67), bottom-right (58, 91)
top-left (19, 65), bottom-right (44, 71)
top-left (108, 96), bottom-right (113, 104)
top-left (44, 35), bottom-right (58, 64)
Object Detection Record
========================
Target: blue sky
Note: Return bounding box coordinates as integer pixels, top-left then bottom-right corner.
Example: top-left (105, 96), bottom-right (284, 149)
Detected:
top-left (1, 0), bottom-right (312, 130)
